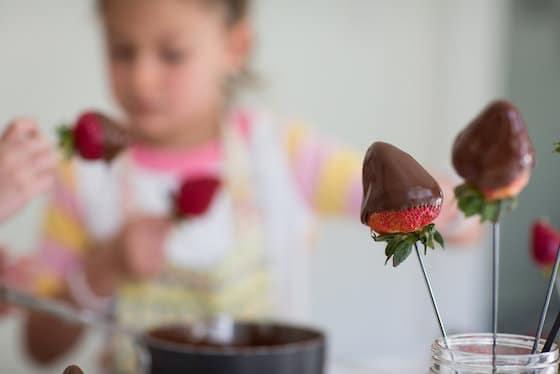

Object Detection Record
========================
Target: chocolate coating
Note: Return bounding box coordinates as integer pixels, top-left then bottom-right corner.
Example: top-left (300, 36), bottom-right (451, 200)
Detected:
top-left (63, 365), bottom-right (84, 374)
top-left (360, 142), bottom-right (443, 224)
top-left (452, 100), bottom-right (535, 190)
top-left (147, 323), bottom-right (323, 350)
top-left (97, 114), bottom-right (131, 162)
top-left (143, 323), bottom-right (325, 374)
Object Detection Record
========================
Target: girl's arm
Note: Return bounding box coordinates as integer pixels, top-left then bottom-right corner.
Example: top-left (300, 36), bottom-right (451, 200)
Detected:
top-left (284, 124), bottom-right (362, 217)
top-left (284, 124), bottom-right (482, 245)
top-left (23, 161), bottom-right (91, 364)
top-left (24, 160), bottom-right (171, 364)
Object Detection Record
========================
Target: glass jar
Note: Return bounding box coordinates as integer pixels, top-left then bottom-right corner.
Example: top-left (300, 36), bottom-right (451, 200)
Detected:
top-left (431, 333), bottom-right (559, 373)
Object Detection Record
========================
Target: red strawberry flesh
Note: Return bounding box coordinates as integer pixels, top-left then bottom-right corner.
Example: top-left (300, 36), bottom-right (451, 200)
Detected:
top-left (368, 204), bottom-right (442, 234)
top-left (532, 220), bottom-right (560, 266)
top-left (74, 112), bottom-right (104, 160)
top-left (176, 177), bottom-right (221, 217)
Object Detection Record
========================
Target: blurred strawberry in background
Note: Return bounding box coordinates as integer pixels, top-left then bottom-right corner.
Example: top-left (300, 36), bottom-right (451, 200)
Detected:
top-left (532, 219), bottom-right (560, 267)
top-left (174, 177), bottom-right (222, 218)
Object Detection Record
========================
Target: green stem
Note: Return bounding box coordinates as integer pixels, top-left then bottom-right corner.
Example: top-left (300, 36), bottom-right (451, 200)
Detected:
top-left (57, 125), bottom-right (75, 159)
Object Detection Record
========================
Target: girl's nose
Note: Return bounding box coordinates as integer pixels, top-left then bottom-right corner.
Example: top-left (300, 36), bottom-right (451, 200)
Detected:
top-left (130, 56), bottom-right (159, 96)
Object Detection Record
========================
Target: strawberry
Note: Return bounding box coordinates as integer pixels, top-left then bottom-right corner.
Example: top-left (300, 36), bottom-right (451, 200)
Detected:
top-left (174, 177), bottom-right (222, 218)
top-left (532, 220), bottom-right (560, 267)
top-left (58, 111), bottom-right (130, 162)
top-left (452, 100), bottom-right (535, 222)
top-left (368, 204), bottom-right (442, 235)
top-left (361, 142), bottom-right (445, 266)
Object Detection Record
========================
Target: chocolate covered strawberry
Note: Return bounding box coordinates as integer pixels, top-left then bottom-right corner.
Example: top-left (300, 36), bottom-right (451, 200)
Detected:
top-left (58, 111), bottom-right (130, 162)
top-left (452, 100), bottom-right (535, 222)
top-left (532, 220), bottom-right (560, 267)
top-left (174, 176), bottom-right (222, 218)
top-left (361, 142), bottom-right (445, 267)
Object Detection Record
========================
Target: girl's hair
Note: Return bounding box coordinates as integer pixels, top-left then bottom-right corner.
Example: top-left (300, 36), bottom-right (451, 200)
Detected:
top-left (97, 0), bottom-right (251, 25)
top-left (219, 0), bottom-right (251, 24)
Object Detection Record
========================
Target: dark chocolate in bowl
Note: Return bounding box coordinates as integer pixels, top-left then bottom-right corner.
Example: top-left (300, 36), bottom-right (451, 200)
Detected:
top-left (139, 322), bottom-right (326, 374)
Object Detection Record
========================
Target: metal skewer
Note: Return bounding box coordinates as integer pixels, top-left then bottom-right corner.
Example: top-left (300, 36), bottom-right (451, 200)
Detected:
top-left (0, 283), bottom-right (133, 336)
top-left (532, 244), bottom-right (560, 354)
top-left (414, 243), bottom-right (449, 347)
top-left (492, 222), bottom-right (500, 372)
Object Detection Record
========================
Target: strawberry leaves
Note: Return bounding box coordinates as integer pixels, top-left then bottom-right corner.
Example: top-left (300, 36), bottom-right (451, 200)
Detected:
top-left (57, 125), bottom-right (75, 159)
top-left (454, 183), bottom-right (516, 223)
top-left (373, 223), bottom-right (445, 267)
top-left (555, 142), bottom-right (560, 153)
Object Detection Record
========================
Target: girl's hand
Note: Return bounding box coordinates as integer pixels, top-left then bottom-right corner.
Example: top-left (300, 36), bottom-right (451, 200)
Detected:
top-left (84, 217), bottom-right (172, 297)
top-left (115, 216), bottom-right (172, 281)
top-left (0, 248), bottom-right (39, 315)
top-left (0, 119), bottom-right (58, 221)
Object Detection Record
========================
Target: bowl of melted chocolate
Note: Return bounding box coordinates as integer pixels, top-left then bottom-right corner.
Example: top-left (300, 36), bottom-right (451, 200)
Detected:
top-left (138, 321), bottom-right (326, 374)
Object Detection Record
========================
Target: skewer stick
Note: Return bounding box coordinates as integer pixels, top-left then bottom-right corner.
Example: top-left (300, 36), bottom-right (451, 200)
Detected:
top-left (414, 243), bottom-right (449, 347)
top-left (492, 222), bottom-right (500, 372)
top-left (531, 244), bottom-right (560, 353)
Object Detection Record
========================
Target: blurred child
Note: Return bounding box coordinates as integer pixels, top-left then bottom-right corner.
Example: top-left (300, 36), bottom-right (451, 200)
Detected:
top-left (6, 0), bottom-right (479, 371)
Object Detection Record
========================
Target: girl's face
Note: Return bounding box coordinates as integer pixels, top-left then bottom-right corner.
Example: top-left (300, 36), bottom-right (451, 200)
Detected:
top-left (102, 0), bottom-right (250, 146)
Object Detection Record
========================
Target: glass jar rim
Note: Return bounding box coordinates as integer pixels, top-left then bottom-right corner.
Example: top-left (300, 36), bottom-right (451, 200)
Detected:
top-left (432, 333), bottom-right (559, 370)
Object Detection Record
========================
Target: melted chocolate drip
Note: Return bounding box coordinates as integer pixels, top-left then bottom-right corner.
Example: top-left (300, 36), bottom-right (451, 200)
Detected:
top-left (452, 100), bottom-right (535, 190)
top-left (360, 142), bottom-right (443, 224)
